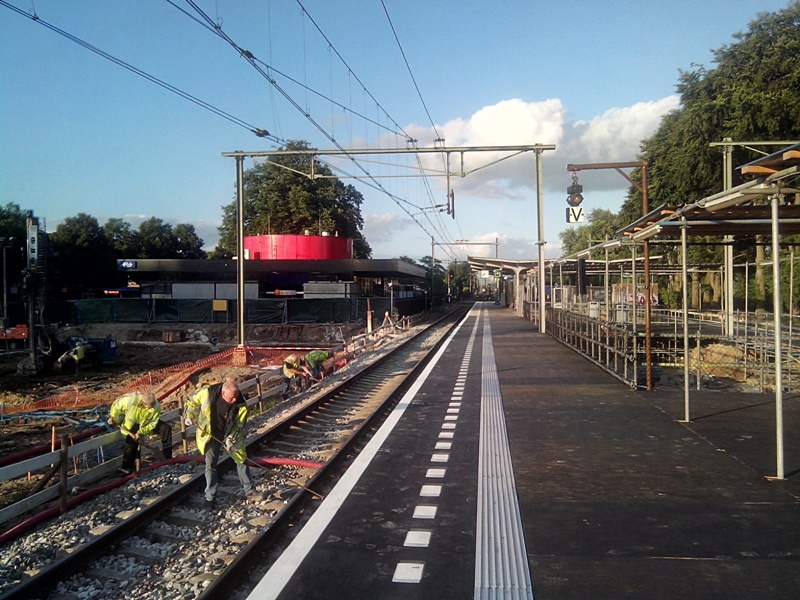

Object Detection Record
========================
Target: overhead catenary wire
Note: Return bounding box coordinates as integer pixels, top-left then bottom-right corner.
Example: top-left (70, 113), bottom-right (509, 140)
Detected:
top-left (174, 0), bottom-right (462, 257)
top-left (6, 0), bottom-right (465, 260)
top-left (217, 0), bottom-right (461, 255)
top-left (0, 0), bottom-right (283, 144)
top-left (163, 0), bottom-right (405, 139)
top-left (179, 1), bottom-right (462, 260)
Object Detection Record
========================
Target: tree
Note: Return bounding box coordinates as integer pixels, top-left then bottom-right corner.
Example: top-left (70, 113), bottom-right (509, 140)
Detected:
top-left (639, 3), bottom-right (800, 308)
top-left (559, 208), bottom-right (626, 257)
top-left (216, 140), bottom-right (372, 258)
top-left (564, 3), bottom-right (800, 309)
top-left (173, 223), bottom-right (207, 259)
top-left (50, 213), bottom-right (120, 295)
top-left (138, 217), bottom-right (177, 259)
top-left (103, 218), bottom-right (141, 257)
top-left (418, 255), bottom-right (447, 298)
top-left (0, 202), bottom-right (28, 241)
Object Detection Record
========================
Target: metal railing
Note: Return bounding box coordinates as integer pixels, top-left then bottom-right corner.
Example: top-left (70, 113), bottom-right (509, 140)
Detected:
top-left (524, 300), bottom-right (799, 393)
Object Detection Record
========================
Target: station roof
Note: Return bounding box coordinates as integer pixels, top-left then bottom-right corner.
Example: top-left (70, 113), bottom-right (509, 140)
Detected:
top-left (618, 146), bottom-right (800, 242)
top-left (466, 257), bottom-right (540, 274)
top-left (739, 143), bottom-right (800, 176)
top-left (118, 258), bottom-right (427, 281)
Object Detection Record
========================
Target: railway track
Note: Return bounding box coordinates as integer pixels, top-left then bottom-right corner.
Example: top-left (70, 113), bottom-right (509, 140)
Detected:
top-left (0, 306), bottom-right (470, 600)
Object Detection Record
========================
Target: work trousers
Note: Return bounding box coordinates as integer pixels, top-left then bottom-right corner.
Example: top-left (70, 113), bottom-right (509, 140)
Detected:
top-left (121, 420), bottom-right (173, 469)
top-left (204, 438), bottom-right (253, 501)
top-left (282, 374), bottom-right (306, 399)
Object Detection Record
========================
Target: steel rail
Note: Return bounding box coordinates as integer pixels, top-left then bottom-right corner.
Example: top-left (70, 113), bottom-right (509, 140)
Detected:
top-left (0, 305), bottom-right (470, 600)
top-left (199, 305), bottom-right (471, 599)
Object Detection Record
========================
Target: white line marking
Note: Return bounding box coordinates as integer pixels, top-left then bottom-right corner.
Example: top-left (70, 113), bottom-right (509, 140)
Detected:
top-left (393, 562), bottom-right (425, 583)
top-left (404, 530), bottom-right (432, 547)
top-left (246, 312), bottom-right (471, 600)
top-left (413, 505), bottom-right (438, 519)
top-left (420, 484), bottom-right (442, 497)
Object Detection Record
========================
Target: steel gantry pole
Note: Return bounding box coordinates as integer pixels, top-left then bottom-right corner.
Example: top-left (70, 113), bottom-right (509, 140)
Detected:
top-left (236, 155), bottom-right (246, 352)
top-left (431, 237), bottom-right (435, 310)
top-left (536, 149), bottom-right (546, 332)
top-left (223, 143), bottom-right (556, 323)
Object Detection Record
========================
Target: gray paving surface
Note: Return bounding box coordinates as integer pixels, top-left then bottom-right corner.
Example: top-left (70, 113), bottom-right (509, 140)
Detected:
top-left (255, 304), bottom-right (799, 599)
top-left (491, 305), bottom-right (800, 599)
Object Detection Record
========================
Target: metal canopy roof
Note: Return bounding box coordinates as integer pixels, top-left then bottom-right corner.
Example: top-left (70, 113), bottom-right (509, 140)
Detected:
top-left (620, 201), bottom-right (800, 239)
top-left (739, 143), bottom-right (800, 176)
top-left (618, 153), bottom-right (800, 241)
top-left (466, 257), bottom-right (540, 274)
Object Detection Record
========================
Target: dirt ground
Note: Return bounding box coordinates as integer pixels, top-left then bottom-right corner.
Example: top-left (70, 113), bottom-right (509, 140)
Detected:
top-left (0, 322), bottom-right (365, 458)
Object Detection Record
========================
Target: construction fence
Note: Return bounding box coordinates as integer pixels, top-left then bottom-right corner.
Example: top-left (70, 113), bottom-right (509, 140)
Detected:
top-left (63, 296), bottom-right (425, 325)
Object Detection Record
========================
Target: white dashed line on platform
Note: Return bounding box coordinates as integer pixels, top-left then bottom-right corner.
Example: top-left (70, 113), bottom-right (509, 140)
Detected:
top-left (393, 562), bottom-right (425, 583)
top-left (404, 530), bottom-right (432, 547)
top-left (420, 484), bottom-right (442, 497)
top-left (413, 505), bottom-right (438, 519)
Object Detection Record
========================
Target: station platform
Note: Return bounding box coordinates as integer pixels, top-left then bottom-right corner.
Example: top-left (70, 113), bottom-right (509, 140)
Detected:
top-left (247, 303), bottom-right (800, 600)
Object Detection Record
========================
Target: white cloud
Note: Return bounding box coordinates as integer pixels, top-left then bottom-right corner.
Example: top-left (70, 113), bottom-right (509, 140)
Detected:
top-left (365, 96), bottom-right (683, 261)
top-left (555, 96), bottom-right (681, 190)
top-left (405, 95), bottom-right (679, 199)
top-left (363, 212), bottom-right (413, 246)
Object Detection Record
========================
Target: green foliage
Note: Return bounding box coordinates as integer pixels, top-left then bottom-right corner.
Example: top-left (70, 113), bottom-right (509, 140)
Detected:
top-left (103, 218), bottom-right (141, 257)
top-left (216, 140), bottom-right (372, 258)
top-left (566, 2), bottom-right (800, 277)
top-left (559, 208), bottom-right (626, 257)
top-left (173, 223), bottom-right (207, 259)
top-left (136, 218), bottom-right (207, 259)
top-left (47, 214), bottom-right (207, 294)
top-left (50, 213), bottom-right (118, 293)
top-left (417, 255), bottom-right (447, 296)
top-left (0, 203), bottom-right (29, 241)
top-left (137, 217), bottom-right (175, 259)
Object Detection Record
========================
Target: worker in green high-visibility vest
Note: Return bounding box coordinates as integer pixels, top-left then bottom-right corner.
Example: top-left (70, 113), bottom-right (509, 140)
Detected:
top-left (304, 349), bottom-right (332, 382)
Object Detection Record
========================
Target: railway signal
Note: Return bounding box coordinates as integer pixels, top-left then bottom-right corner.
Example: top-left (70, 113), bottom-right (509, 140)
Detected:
top-left (566, 182), bottom-right (583, 206)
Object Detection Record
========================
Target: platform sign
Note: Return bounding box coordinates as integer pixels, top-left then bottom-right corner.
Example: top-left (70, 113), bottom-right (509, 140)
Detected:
top-left (494, 270), bottom-right (503, 278)
top-left (480, 270), bottom-right (490, 279)
top-left (566, 206), bottom-right (585, 223)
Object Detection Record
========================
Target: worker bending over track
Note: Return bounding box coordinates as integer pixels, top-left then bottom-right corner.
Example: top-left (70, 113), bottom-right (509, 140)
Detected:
top-left (108, 391), bottom-right (172, 473)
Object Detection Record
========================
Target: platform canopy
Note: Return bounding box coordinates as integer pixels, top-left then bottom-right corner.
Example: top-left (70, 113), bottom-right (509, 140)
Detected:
top-left (466, 256), bottom-right (540, 275)
top-left (618, 145), bottom-right (800, 242)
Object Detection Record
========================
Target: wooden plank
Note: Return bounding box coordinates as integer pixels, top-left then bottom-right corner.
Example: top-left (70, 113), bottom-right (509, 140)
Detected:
top-left (741, 165), bottom-right (778, 175)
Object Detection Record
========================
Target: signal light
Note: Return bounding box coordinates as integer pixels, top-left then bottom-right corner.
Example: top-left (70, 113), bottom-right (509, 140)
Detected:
top-left (567, 182), bottom-right (584, 206)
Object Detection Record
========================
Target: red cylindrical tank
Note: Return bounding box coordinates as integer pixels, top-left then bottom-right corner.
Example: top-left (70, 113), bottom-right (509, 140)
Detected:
top-left (244, 234), bottom-right (353, 260)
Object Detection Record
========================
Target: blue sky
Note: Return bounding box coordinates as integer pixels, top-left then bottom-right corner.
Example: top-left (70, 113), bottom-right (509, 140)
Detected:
top-left (1, 0), bottom-right (792, 264)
